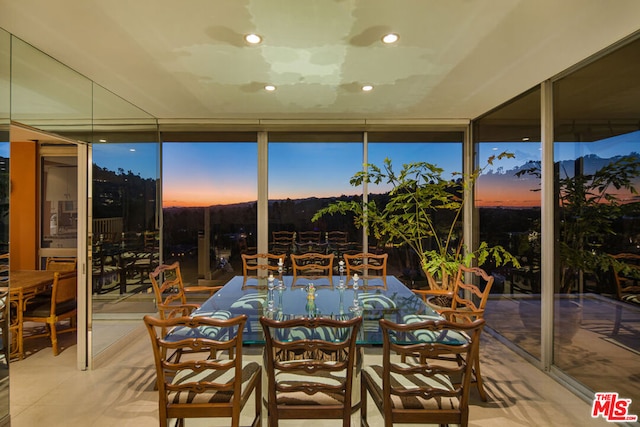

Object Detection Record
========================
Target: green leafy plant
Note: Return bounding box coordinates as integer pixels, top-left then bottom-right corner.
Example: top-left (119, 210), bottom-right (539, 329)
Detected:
top-left (312, 153), bottom-right (520, 290)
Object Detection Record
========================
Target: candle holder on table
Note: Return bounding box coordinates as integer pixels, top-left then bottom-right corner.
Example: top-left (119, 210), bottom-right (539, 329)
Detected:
top-left (276, 258), bottom-right (286, 290)
top-left (336, 260), bottom-right (346, 290)
top-left (266, 274), bottom-right (276, 313)
top-left (349, 274), bottom-right (362, 313)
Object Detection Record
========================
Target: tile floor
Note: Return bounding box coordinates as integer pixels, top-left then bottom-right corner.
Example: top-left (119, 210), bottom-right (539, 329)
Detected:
top-left (7, 325), bottom-right (613, 427)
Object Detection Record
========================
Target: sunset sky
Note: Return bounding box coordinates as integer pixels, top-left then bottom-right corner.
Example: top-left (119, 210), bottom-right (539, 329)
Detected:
top-left (90, 131), bottom-right (640, 209)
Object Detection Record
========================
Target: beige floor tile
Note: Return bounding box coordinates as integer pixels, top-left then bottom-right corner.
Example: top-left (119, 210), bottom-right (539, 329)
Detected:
top-left (8, 324), bottom-right (608, 427)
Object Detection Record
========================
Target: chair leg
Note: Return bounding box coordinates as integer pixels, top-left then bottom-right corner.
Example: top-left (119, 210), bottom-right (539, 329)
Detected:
top-left (361, 377), bottom-right (368, 427)
top-left (254, 374), bottom-right (262, 427)
top-left (50, 322), bottom-right (59, 356)
top-left (613, 304), bottom-right (622, 335)
top-left (474, 352), bottom-right (488, 401)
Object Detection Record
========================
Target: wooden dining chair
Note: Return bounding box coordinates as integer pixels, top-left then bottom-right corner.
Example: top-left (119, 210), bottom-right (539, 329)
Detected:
top-left (343, 252), bottom-right (388, 287)
top-left (271, 231), bottom-right (296, 250)
top-left (610, 253), bottom-right (640, 335)
top-left (290, 252), bottom-right (334, 287)
top-left (260, 315), bottom-right (362, 427)
top-left (149, 262), bottom-right (230, 365)
top-left (0, 253), bottom-right (9, 287)
top-left (294, 241), bottom-right (329, 254)
top-left (144, 314), bottom-right (262, 427)
top-left (22, 271), bottom-right (77, 356)
top-left (0, 290), bottom-right (9, 364)
top-left (407, 264), bottom-right (494, 401)
top-left (440, 265), bottom-right (494, 401)
top-left (45, 256), bottom-right (77, 272)
top-left (335, 242), bottom-right (362, 260)
top-left (297, 230), bottom-right (322, 243)
top-left (326, 230), bottom-right (349, 244)
top-left (361, 317), bottom-right (485, 427)
top-left (149, 262), bottom-right (221, 326)
top-left (270, 231), bottom-right (296, 269)
top-left (241, 253), bottom-right (283, 278)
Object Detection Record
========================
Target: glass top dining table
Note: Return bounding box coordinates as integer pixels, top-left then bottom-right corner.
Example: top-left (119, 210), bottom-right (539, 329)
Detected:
top-left (191, 274), bottom-right (440, 345)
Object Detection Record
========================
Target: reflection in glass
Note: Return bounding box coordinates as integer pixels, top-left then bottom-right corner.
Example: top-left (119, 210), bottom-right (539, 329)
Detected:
top-left (474, 87), bottom-right (542, 360)
top-left (92, 142), bottom-right (159, 295)
top-left (91, 83), bottom-right (159, 359)
top-left (0, 27), bottom-right (10, 424)
top-left (41, 156), bottom-right (77, 250)
top-left (552, 37), bottom-right (640, 407)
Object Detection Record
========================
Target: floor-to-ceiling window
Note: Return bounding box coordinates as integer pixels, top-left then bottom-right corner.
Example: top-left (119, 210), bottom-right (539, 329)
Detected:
top-left (267, 133), bottom-right (363, 270)
top-left (551, 36), bottom-right (640, 411)
top-left (265, 131), bottom-right (465, 286)
top-left (475, 88), bottom-right (543, 360)
top-left (90, 84), bottom-right (159, 361)
top-left (161, 133), bottom-right (258, 284)
top-left (92, 141), bottom-right (158, 288)
top-left (474, 35), bottom-right (640, 413)
top-left (367, 132), bottom-right (464, 287)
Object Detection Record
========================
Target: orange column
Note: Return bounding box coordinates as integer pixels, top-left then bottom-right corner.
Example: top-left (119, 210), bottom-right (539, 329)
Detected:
top-left (9, 141), bottom-right (38, 270)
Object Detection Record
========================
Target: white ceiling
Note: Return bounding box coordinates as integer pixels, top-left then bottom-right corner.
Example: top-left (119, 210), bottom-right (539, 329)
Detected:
top-left (1, 0), bottom-right (640, 123)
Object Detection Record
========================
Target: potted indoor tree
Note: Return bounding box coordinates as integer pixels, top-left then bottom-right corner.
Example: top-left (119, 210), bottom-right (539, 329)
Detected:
top-left (311, 152), bottom-right (520, 292)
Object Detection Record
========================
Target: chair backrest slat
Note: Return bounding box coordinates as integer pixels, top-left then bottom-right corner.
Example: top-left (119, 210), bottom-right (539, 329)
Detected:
top-left (241, 253), bottom-right (283, 277)
top-left (46, 257), bottom-right (77, 272)
top-left (260, 315), bottom-right (362, 424)
top-left (343, 252), bottom-right (388, 286)
top-left (298, 230), bottom-right (321, 243)
top-left (148, 262), bottom-right (200, 326)
top-left (612, 253), bottom-right (640, 300)
top-left (443, 265), bottom-right (494, 323)
top-left (53, 271), bottom-right (77, 304)
top-left (291, 252), bottom-right (334, 285)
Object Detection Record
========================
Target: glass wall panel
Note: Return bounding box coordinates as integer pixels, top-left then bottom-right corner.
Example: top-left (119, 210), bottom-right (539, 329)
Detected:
top-left (0, 28), bottom-right (8, 124)
top-left (91, 84), bottom-right (159, 358)
top-left (553, 37), bottom-right (640, 411)
top-left (268, 133), bottom-right (362, 271)
top-left (367, 132), bottom-right (464, 288)
top-left (161, 133), bottom-right (257, 286)
top-left (474, 88), bottom-right (542, 360)
top-left (11, 37), bottom-right (92, 140)
top-left (0, 27), bottom-right (10, 425)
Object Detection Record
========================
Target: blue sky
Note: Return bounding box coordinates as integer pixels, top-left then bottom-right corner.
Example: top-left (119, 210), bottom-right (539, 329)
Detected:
top-left (88, 131), bottom-right (640, 207)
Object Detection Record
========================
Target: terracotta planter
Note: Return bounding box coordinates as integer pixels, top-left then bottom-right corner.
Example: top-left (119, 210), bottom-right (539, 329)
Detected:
top-left (426, 294), bottom-right (453, 312)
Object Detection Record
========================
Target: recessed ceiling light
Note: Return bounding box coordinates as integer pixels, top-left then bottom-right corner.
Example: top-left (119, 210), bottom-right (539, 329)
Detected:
top-left (99, 139), bottom-right (107, 143)
top-left (244, 33), bottom-right (262, 45)
top-left (382, 33), bottom-right (399, 44)
top-left (129, 148), bottom-right (136, 152)
top-left (522, 137), bottom-right (530, 141)
top-left (265, 85), bottom-right (276, 91)
top-left (362, 85), bottom-right (374, 92)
